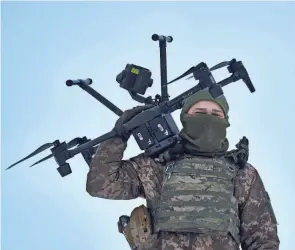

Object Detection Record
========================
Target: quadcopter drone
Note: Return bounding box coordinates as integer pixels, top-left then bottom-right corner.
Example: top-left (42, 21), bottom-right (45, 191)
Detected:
top-left (7, 34), bottom-right (256, 177)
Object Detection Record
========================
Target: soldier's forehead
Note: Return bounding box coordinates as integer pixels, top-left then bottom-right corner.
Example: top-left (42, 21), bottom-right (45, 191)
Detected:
top-left (192, 101), bottom-right (221, 107)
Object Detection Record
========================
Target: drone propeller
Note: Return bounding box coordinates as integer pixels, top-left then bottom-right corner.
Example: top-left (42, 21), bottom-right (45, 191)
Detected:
top-left (166, 66), bottom-right (196, 85)
top-left (66, 137), bottom-right (86, 149)
top-left (209, 61), bottom-right (231, 71)
top-left (6, 137), bottom-right (86, 170)
top-left (6, 140), bottom-right (60, 170)
top-left (185, 61), bottom-right (231, 80)
top-left (163, 62), bottom-right (207, 86)
top-left (29, 154), bottom-right (53, 167)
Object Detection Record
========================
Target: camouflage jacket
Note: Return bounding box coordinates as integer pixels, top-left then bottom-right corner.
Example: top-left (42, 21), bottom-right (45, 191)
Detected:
top-left (86, 137), bottom-right (280, 250)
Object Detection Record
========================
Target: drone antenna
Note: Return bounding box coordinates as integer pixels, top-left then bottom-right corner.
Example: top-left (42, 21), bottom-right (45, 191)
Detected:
top-left (152, 34), bottom-right (173, 103)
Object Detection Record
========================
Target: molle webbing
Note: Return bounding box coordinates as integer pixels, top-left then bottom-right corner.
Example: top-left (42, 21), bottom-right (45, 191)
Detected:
top-left (151, 156), bottom-right (240, 243)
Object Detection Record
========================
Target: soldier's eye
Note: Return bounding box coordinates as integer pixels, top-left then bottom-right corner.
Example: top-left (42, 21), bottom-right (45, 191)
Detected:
top-left (195, 111), bottom-right (207, 114)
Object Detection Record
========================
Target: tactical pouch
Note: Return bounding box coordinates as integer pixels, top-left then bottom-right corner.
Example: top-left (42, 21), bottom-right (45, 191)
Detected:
top-left (117, 205), bottom-right (153, 250)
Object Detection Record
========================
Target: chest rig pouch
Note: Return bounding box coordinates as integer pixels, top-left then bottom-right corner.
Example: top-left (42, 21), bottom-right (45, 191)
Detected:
top-left (151, 155), bottom-right (241, 244)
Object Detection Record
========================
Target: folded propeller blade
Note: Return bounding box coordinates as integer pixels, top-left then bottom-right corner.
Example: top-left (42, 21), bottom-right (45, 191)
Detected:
top-left (6, 140), bottom-right (59, 170)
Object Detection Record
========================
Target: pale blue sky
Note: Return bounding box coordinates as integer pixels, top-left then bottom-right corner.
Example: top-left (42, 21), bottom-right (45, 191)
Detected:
top-left (2, 2), bottom-right (294, 250)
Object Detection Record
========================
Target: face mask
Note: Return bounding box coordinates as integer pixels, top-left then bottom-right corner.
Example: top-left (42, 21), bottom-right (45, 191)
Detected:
top-left (181, 113), bottom-right (230, 152)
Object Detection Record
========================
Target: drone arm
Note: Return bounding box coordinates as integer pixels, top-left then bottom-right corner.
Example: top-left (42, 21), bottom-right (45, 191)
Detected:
top-left (217, 70), bottom-right (255, 94)
top-left (152, 34), bottom-right (173, 102)
top-left (66, 78), bottom-right (124, 116)
top-left (217, 75), bottom-right (238, 87)
top-left (68, 130), bottom-right (117, 158)
top-left (159, 40), bottom-right (169, 102)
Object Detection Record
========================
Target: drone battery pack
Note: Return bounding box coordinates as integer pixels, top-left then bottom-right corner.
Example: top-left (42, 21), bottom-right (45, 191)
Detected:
top-left (149, 116), bottom-right (172, 141)
top-left (150, 114), bottom-right (179, 139)
top-left (132, 124), bottom-right (155, 150)
top-left (131, 114), bottom-right (179, 154)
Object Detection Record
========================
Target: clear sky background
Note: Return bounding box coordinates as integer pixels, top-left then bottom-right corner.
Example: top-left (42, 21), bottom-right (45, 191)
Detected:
top-left (1, 1), bottom-right (294, 250)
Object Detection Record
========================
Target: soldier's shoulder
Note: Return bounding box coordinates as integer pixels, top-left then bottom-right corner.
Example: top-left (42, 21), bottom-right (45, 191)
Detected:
top-left (236, 162), bottom-right (260, 185)
top-left (130, 153), bottom-right (164, 188)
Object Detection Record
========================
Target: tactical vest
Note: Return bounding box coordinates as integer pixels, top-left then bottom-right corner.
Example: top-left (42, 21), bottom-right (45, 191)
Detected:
top-left (147, 155), bottom-right (240, 244)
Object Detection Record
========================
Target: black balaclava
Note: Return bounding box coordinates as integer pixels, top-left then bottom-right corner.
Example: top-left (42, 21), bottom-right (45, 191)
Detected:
top-left (179, 88), bottom-right (230, 155)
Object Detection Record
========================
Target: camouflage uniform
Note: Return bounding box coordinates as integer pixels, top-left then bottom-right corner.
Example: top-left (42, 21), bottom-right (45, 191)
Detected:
top-left (86, 137), bottom-right (280, 250)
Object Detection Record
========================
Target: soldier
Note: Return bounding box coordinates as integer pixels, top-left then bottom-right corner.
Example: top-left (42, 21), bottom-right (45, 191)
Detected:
top-left (86, 89), bottom-right (280, 250)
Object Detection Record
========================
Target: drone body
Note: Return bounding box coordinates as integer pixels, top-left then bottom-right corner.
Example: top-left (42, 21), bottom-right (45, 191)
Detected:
top-left (7, 34), bottom-right (255, 177)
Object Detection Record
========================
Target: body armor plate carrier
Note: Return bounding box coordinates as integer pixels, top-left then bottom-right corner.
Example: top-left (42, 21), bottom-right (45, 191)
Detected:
top-left (148, 155), bottom-right (240, 244)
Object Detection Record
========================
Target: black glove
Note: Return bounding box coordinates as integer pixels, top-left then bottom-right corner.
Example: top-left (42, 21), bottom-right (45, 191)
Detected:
top-left (114, 105), bottom-right (154, 141)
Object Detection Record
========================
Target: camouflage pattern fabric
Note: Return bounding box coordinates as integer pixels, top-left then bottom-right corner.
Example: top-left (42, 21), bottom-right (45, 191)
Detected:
top-left (86, 137), bottom-right (280, 250)
top-left (150, 156), bottom-right (240, 245)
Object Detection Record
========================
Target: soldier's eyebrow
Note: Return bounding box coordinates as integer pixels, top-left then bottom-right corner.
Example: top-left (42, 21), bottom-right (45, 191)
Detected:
top-left (194, 108), bottom-right (207, 111)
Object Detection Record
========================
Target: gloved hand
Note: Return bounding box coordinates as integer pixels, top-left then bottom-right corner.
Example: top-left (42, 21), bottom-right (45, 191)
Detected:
top-left (114, 105), bottom-right (154, 141)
